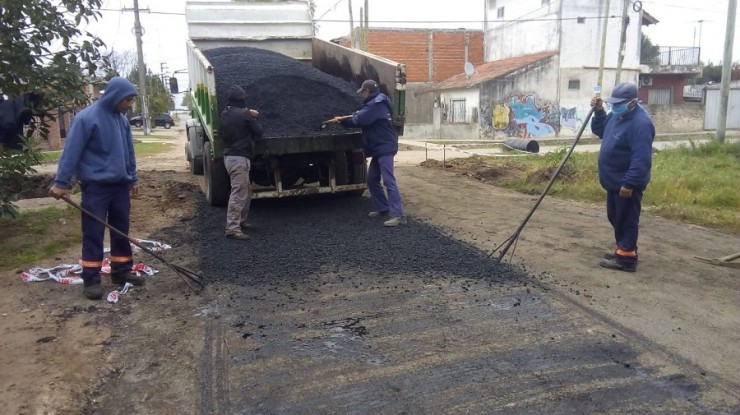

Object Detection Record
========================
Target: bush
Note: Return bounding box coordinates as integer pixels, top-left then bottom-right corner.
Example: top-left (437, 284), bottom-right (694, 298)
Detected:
top-left (0, 139), bottom-right (42, 218)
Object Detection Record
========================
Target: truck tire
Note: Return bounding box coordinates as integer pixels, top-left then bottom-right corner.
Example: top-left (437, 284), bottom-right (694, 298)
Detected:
top-left (186, 124), bottom-right (204, 175)
top-left (203, 141), bottom-right (230, 206)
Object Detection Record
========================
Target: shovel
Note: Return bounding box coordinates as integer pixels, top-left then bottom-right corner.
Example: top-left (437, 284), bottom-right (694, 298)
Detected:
top-left (320, 115), bottom-right (352, 129)
top-left (60, 195), bottom-right (204, 293)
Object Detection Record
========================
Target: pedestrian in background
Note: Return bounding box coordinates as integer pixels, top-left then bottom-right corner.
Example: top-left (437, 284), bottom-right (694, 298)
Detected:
top-left (328, 79), bottom-right (406, 227)
top-left (220, 85), bottom-right (262, 240)
top-left (49, 77), bottom-right (144, 300)
top-left (590, 82), bottom-right (655, 272)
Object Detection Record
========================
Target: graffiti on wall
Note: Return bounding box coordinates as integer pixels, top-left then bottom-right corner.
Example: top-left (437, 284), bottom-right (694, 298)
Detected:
top-left (560, 105), bottom-right (589, 131)
top-left (491, 94), bottom-right (559, 138)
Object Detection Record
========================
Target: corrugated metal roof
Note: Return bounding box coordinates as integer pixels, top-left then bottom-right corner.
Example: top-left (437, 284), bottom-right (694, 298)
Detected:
top-left (426, 51), bottom-right (559, 92)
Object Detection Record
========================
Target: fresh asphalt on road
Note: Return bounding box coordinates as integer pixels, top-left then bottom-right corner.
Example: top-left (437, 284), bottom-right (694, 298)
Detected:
top-left (176, 194), bottom-right (722, 414)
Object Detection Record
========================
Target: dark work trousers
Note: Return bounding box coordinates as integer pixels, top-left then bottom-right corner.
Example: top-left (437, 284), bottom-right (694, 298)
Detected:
top-left (606, 188), bottom-right (643, 266)
top-left (79, 182), bottom-right (133, 286)
top-left (367, 154), bottom-right (405, 218)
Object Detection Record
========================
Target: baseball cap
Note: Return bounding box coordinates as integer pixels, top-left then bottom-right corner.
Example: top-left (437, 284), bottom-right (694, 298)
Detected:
top-left (603, 82), bottom-right (638, 104)
top-left (357, 79), bottom-right (379, 94)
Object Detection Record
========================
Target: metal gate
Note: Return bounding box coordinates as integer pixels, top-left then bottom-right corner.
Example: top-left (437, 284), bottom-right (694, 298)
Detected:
top-left (647, 88), bottom-right (671, 105)
top-left (704, 88), bottom-right (740, 130)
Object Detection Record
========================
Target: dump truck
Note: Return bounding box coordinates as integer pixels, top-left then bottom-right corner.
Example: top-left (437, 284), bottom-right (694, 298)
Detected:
top-left (182, 0), bottom-right (406, 206)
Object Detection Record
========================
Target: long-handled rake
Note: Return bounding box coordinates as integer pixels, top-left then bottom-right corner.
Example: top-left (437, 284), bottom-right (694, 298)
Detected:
top-left (61, 195), bottom-right (204, 293)
top-left (490, 108), bottom-right (595, 264)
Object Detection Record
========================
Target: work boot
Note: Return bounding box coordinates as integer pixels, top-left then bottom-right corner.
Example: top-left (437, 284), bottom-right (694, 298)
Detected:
top-left (603, 251), bottom-right (617, 260)
top-left (111, 271), bottom-right (145, 286)
top-left (368, 211), bottom-right (389, 218)
top-left (383, 216), bottom-right (407, 227)
top-left (226, 232), bottom-right (250, 240)
top-left (240, 222), bottom-right (252, 233)
top-left (599, 258), bottom-right (636, 272)
top-left (83, 283), bottom-right (103, 300)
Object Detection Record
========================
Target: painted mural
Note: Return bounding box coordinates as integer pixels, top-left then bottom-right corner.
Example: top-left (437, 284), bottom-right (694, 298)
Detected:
top-left (560, 104), bottom-right (590, 131)
top-left (490, 94), bottom-right (559, 138)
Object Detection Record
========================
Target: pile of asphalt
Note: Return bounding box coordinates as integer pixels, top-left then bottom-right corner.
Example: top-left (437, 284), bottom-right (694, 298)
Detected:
top-left (203, 47), bottom-right (363, 138)
top-left (192, 195), bottom-right (526, 288)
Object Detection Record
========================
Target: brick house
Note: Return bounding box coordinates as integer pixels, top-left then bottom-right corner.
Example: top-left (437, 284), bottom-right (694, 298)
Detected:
top-left (40, 83), bottom-right (101, 150)
top-left (334, 28), bottom-right (485, 124)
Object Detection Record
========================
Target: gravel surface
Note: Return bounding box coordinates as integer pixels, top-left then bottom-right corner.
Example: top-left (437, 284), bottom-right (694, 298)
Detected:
top-left (204, 47), bottom-right (363, 138)
top-left (194, 195), bottom-right (521, 287)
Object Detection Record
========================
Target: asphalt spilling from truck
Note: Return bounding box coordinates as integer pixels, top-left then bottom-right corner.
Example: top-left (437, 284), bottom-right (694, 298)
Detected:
top-left (183, 194), bottom-right (707, 414)
top-left (204, 47), bottom-right (364, 138)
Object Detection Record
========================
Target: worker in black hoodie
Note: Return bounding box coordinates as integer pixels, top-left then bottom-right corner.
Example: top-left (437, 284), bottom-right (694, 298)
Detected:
top-left (219, 85), bottom-right (262, 240)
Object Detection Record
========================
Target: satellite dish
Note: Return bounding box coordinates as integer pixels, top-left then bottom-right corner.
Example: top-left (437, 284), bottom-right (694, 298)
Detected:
top-left (464, 62), bottom-right (475, 78)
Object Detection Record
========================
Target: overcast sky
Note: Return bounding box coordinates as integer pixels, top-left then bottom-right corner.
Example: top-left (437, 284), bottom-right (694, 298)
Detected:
top-left (86, 0), bottom-right (738, 91)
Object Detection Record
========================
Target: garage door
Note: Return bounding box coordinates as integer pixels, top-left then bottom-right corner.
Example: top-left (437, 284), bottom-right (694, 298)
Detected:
top-left (647, 88), bottom-right (672, 105)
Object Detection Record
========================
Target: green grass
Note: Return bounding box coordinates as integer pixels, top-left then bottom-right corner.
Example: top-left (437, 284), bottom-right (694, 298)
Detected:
top-left (132, 133), bottom-right (176, 140)
top-left (133, 141), bottom-right (175, 157)
top-left (0, 206), bottom-right (81, 269)
top-left (448, 141), bottom-right (740, 234)
top-left (40, 141), bottom-right (173, 163)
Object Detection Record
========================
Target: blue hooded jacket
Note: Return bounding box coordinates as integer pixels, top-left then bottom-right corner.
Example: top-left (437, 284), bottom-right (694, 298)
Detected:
top-left (341, 92), bottom-right (397, 157)
top-left (591, 104), bottom-right (655, 192)
top-left (54, 77), bottom-right (138, 189)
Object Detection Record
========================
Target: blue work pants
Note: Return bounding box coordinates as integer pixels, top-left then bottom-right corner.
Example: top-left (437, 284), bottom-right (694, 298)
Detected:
top-left (79, 182), bottom-right (133, 285)
top-left (606, 189), bottom-right (643, 265)
top-left (366, 155), bottom-right (405, 218)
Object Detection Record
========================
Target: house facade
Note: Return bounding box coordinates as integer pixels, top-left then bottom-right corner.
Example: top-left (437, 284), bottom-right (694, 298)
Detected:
top-left (334, 28), bottom-right (485, 125)
top-left (416, 0), bottom-right (650, 140)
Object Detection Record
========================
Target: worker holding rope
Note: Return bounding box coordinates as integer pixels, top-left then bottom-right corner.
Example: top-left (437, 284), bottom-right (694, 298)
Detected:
top-left (590, 82), bottom-right (655, 273)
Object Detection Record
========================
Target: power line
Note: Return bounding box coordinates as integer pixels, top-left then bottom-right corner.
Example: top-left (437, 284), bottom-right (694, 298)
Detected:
top-left (100, 7), bottom-right (184, 15)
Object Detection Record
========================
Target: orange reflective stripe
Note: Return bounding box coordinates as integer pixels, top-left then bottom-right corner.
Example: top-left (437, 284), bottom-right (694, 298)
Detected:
top-left (616, 249), bottom-right (637, 257)
top-left (110, 256), bottom-right (133, 263)
top-left (79, 260), bottom-right (103, 267)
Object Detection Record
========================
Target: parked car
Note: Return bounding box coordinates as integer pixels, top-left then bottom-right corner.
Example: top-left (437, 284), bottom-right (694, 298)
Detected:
top-left (128, 113), bottom-right (175, 129)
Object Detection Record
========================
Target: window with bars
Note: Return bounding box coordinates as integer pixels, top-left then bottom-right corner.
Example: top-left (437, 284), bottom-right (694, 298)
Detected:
top-left (497, 7), bottom-right (504, 19)
top-left (568, 80), bottom-right (581, 90)
top-left (449, 99), bottom-right (467, 123)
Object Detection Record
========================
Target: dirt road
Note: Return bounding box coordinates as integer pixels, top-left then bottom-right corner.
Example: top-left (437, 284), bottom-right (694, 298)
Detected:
top-left (1, 120), bottom-right (738, 414)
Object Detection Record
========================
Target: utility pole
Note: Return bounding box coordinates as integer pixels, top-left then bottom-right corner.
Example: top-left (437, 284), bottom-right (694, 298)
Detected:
top-left (160, 62), bottom-right (168, 85)
top-left (615, 0), bottom-right (630, 83)
top-left (717, 0), bottom-right (737, 143)
top-left (128, 0), bottom-right (150, 135)
top-left (348, 0), bottom-right (354, 48)
top-left (597, 0), bottom-right (611, 94)
top-left (364, 0), bottom-right (369, 51)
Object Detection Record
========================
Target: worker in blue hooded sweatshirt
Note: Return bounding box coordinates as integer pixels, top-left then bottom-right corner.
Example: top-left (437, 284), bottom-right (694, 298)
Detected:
top-left (590, 82), bottom-right (655, 272)
top-left (49, 77), bottom-right (144, 300)
top-left (327, 79), bottom-right (406, 227)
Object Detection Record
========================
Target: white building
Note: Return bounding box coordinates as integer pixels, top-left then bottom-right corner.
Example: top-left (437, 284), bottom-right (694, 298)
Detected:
top-left (422, 0), bottom-right (652, 140)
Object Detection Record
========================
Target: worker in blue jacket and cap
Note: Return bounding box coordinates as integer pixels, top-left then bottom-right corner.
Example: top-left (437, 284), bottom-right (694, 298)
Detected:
top-left (327, 79), bottom-right (406, 227)
top-left (49, 77), bottom-right (144, 300)
top-left (590, 82), bottom-right (655, 272)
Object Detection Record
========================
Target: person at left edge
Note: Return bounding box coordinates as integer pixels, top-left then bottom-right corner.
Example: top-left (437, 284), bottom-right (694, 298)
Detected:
top-left (49, 77), bottom-right (144, 301)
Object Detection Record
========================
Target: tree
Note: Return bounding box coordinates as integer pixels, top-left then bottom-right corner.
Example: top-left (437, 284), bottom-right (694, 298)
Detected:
top-left (125, 67), bottom-right (174, 121)
top-left (108, 50), bottom-right (138, 80)
top-left (640, 33), bottom-right (660, 65)
top-left (0, 0), bottom-right (109, 218)
top-left (181, 91), bottom-right (195, 110)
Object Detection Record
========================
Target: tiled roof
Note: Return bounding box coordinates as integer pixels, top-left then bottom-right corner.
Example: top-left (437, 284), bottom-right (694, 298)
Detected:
top-left (426, 51), bottom-right (559, 92)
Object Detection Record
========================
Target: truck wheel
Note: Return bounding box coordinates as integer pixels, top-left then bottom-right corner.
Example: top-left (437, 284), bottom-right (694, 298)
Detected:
top-left (203, 141), bottom-right (230, 206)
top-left (164, 122), bottom-right (171, 129)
